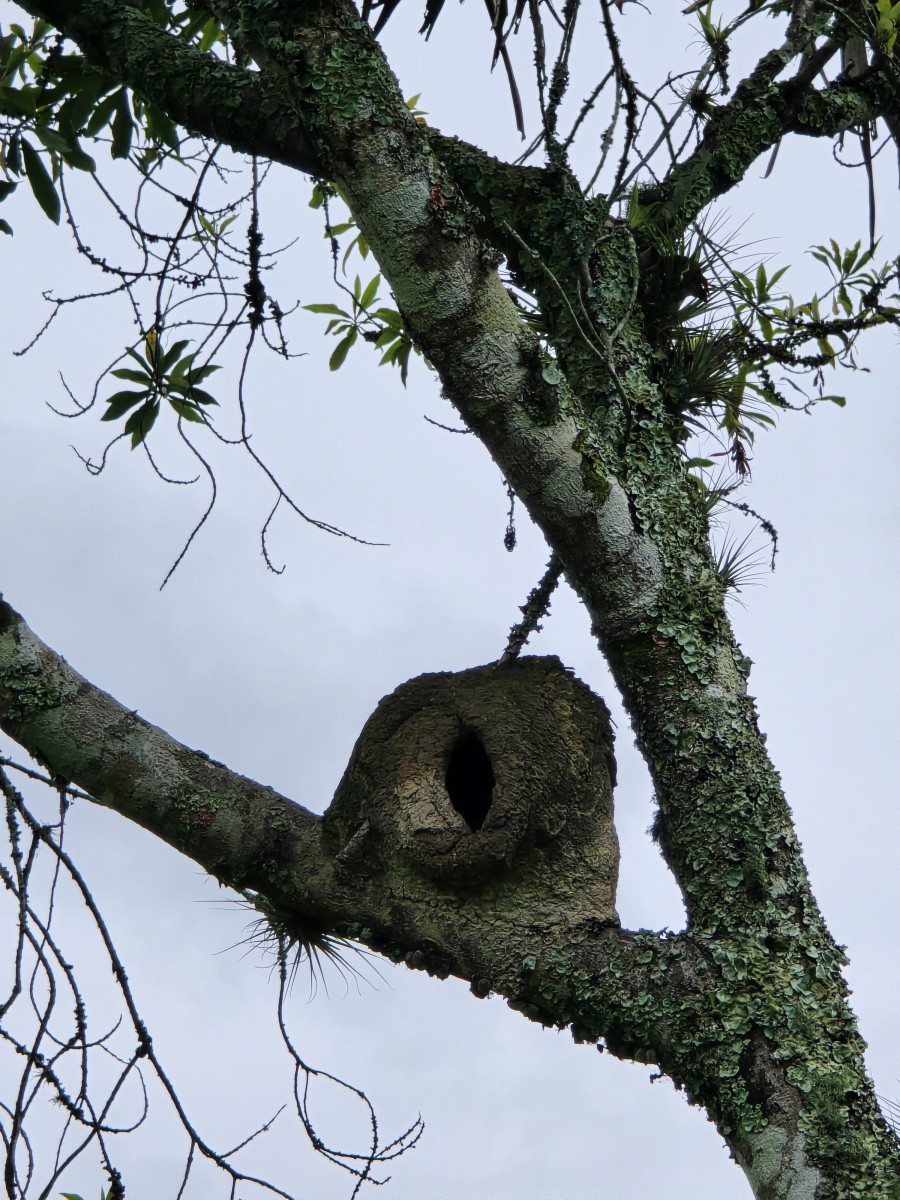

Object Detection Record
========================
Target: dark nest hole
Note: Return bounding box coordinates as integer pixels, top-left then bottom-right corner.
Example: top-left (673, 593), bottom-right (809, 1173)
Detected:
top-left (445, 729), bottom-right (495, 832)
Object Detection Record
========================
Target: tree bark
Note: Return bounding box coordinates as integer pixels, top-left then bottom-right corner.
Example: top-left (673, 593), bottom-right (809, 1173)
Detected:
top-left (6, 0), bottom-right (900, 1195)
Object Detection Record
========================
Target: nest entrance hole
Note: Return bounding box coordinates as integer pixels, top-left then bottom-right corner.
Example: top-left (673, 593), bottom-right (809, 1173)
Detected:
top-left (445, 730), bottom-right (495, 832)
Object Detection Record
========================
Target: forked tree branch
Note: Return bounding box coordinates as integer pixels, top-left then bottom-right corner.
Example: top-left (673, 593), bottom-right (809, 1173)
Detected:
top-left (4, 1), bottom-right (900, 1194)
top-left (0, 593), bottom-right (702, 1063)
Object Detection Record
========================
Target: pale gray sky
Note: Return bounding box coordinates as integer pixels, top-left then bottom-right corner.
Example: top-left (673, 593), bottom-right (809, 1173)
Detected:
top-left (1, 3), bottom-right (898, 1197)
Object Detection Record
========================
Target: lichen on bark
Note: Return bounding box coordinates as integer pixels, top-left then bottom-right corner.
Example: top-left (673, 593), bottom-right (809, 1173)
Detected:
top-left (5, 0), bottom-right (900, 1195)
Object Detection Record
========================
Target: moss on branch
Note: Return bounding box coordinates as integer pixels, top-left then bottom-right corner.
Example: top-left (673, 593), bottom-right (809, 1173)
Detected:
top-left (5, 0), bottom-right (900, 1192)
top-left (17, 0), bottom-right (325, 172)
top-left (648, 37), bottom-right (899, 231)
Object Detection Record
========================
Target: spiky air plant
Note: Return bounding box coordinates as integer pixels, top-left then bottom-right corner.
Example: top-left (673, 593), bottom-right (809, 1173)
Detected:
top-left (237, 893), bottom-right (383, 999)
top-left (628, 188), bottom-right (716, 339)
top-left (878, 1095), bottom-right (900, 1138)
top-left (666, 327), bottom-right (743, 420)
top-left (712, 528), bottom-right (768, 596)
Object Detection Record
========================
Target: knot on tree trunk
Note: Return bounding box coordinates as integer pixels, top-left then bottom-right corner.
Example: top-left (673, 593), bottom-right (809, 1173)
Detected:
top-left (323, 656), bottom-right (619, 923)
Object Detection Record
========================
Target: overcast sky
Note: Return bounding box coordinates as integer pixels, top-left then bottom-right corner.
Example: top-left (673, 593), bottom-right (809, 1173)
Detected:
top-left (1, 3), bottom-right (898, 1198)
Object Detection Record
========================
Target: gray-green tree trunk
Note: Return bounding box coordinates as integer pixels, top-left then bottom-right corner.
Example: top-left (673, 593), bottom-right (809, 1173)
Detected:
top-left (2, 1), bottom-right (899, 1196)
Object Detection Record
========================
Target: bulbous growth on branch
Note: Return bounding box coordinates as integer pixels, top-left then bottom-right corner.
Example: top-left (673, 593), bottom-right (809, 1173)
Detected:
top-left (323, 655), bottom-right (619, 924)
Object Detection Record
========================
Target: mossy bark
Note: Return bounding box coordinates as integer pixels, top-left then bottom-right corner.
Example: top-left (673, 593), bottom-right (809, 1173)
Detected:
top-left (8, 0), bottom-right (900, 1195)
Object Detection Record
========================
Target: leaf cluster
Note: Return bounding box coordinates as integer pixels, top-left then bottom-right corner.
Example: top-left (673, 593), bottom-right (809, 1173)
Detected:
top-left (102, 331), bottom-right (220, 448)
top-left (0, 1), bottom-right (234, 231)
top-left (304, 274), bottom-right (416, 381)
top-left (0, 13), bottom-right (193, 233)
top-left (630, 178), bottom-right (900, 461)
top-left (873, 0), bottom-right (900, 56)
top-left (731, 241), bottom-right (900, 396)
top-left (306, 177), bottom-right (421, 383)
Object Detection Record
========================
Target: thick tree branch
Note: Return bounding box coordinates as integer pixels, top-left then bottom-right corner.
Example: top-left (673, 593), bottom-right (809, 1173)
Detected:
top-left (17, 0), bottom-right (325, 174)
top-left (0, 595), bottom-right (337, 904)
top-left (0, 595), bottom-right (713, 1068)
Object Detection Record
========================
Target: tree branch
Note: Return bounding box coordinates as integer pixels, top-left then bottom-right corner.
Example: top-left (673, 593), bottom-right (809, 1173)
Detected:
top-left (16, 0), bottom-right (325, 175)
top-left (0, 595), bottom-right (336, 907)
top-left (0, 595), bottom-right (711, 1067)
top-left (5, 1), bottom-right (900, 1190)
top-left (650, 15), bottom-right (899, 229)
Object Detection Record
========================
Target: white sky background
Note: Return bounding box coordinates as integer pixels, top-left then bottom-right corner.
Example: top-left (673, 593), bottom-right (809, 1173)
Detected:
top-left (0, 2), bottom-right (898, 1197)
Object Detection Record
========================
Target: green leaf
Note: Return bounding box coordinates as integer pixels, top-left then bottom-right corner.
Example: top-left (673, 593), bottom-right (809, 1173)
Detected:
top-left (110, 367), bottom-right (152, 384)
top-left (396, 340), bottom-right (411, 386)
top-left (170, 355), bottom-right (220, 384)
top-left (21, 140), bottom-right (60, 223)
top-left (371, 307), bottom-right (403, 327)
top-left (122, 346), bottom-right (152, 372)
top-left (169, 353), bottom-right (196, 378)
top-left (34, 125), bottom-right (71, 154)
top-left (61, 139), bottom-right (96, 172)
top-left (101, 389), bottom-right (150, 420)
top-left (329, 327), bottom-right (357, 371)
top-left (0, 219), bottom-right (12, 235)
top-left (854, 245), bottom-right (875, 272)
top-left (56, 73), bottom-right (107, 134)
top-left (143, 100), bottom-right (179, 150)
top-left (5, 135), bottom-right (22, 175)
top-left (124, 399), bottom-right (159, 447)
top-left (0, 180), bottom-right (17, 201)
top-left (111, 89), bottom-right (133, 159)
top-left (374, 327), bottom-right (399, 349)
top-left (198, 17), bottom-right (224, 52)
top-left (159, 338), bottom-right (190, 372)
top-left (303, 303), bottom-right (350, 317)
top-left (168, 397), bottom-right (205, 421)
top-left (84, 90), bottom-right (118, 137)
top-left (186, 387), bottom-right (218, 406)
top-left (190, 363), bottom-right (220, 382)
top-left (359, 273), bottom-right (380, 310)
top-left (0, 46), bottom-right (29, 88)
top-left (3, 84), bottom-right (39, 118)
top-left (342, 231), bottom-right (365, 272)
top-left (841, 242), bottom-right (860, 275)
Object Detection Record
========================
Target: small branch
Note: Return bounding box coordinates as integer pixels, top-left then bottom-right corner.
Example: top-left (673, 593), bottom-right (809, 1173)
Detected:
top-left (500, 553), bottom-right (564, 662)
